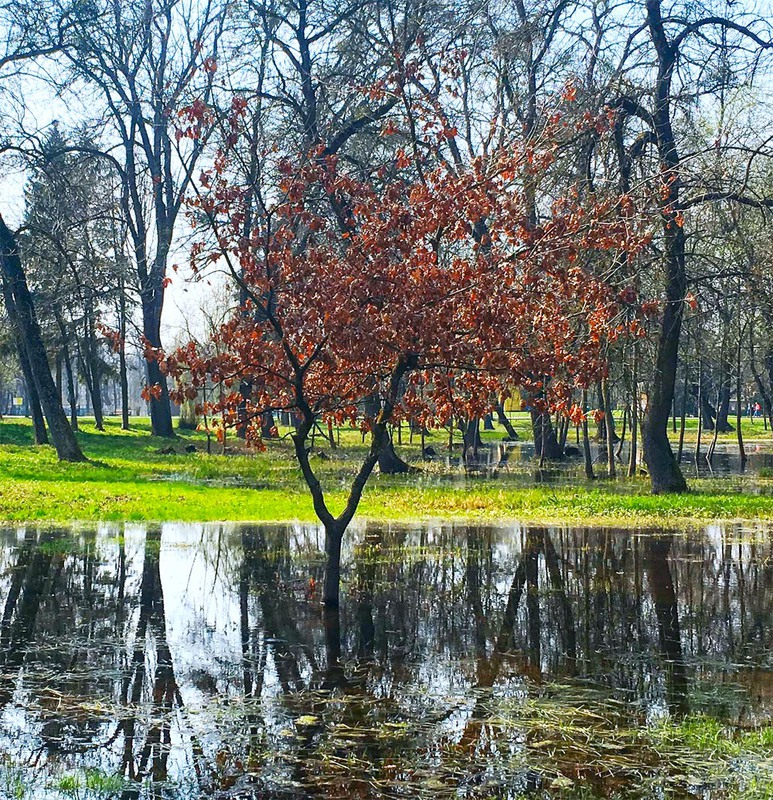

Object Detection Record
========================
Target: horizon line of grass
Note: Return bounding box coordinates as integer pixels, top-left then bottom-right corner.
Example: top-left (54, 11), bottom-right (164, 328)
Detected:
top-left (3, 477), bottom-right (773, 527)
top-left (2, 417), bottom-right (772, 528)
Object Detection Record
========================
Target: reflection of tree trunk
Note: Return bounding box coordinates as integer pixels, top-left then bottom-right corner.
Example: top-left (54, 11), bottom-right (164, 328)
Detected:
top-left (644, 535), bottom-right (688, 714)
top-left (496, 529), bottom-right (542, 655)
top-left (466, 527), bottom-right (488, 660)
top-left (525, 543), bottom-right (541, 668)
top-left (542, 529), bottom-right (577, 673)
top-left (322, 607), bottom-right (346, 690)
top-left (0, 531), bottom-right (58, 707)
top-left (354, 532), bottom-right (378, 660)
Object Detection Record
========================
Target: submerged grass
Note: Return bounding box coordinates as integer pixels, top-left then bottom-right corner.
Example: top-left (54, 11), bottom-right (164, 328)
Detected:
top-left (2, 416), bottom-right (773, 526)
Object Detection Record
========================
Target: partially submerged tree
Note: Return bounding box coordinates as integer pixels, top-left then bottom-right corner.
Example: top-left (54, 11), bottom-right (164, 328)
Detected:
top-left (164, 105), bottom-right (643, 606)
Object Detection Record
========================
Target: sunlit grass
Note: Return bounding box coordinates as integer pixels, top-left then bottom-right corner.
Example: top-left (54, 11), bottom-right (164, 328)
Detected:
top-left (2, 415), bottom-right (773, 525)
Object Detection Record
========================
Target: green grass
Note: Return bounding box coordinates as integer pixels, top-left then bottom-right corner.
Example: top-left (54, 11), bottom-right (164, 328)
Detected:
top-left (1, 415), bottom-right (772, 525)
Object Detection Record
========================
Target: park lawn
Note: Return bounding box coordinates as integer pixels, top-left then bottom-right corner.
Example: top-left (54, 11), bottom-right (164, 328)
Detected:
top-left (1, 416), bottom-right (773, 526)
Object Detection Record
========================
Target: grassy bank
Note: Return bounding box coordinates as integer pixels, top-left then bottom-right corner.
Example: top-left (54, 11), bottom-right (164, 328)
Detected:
top-left (1, 416), bottom-right (772, 526)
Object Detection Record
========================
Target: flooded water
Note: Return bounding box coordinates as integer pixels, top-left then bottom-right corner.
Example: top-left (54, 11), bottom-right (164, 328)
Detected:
top-left (1, 522), bottom-right (772, 799)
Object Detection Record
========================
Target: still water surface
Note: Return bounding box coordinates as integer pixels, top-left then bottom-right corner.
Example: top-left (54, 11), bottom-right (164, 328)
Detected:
top-left (0, 522), bottom-right (771, 798)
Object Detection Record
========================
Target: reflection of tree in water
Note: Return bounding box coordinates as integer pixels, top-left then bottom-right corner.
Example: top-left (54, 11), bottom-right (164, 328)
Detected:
top-left (0, 522), bottom-right (771, 798)
top-left (0, 529), bottom-right (123, 752)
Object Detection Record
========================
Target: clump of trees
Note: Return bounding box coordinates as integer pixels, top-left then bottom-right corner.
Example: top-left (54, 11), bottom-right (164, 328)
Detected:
top-left (0, 0), bottom-right (772, 502)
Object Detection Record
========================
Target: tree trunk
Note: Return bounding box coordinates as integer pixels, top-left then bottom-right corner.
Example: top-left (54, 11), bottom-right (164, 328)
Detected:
top-left (628, 342), bottom-right (639, 477)
top-left (54, 313), bottom-right (78, 432)
top-left (531, 409), bottom-right (564, 460)
top-left (641, 0), bottom-right (688, 494)
top-left (676, 365), bottom-right (688, 463)
top-left (378, 435), bottom-right (412, 474)
top-left (62, 343), bottom-right (78, 433)
top-left (23, 364), bottom-right (48, 445)
top-left (1, 267), bottom-right (47, 445)
top-left (581, 389), bottom-right (595, 480)
top-left (142, 289), bottom-right (175, 437)
top-left (462, 417), bottom-right (483, 466)
top-left (715, 354), bottom-right (734, 433)
top-left (736, 322), bottom-right (747, 468)
top-left (691, 379), bottom-right (716, 431)
top-left (602, 378), bottom-right (616, 478)
top-left (88, 337), bottom-right (104, 431)
top-left (118, 284), bottom-right (130, 430)
top-left (322, 524), bottom-right (344, 608)
top-left (0, 216), bottom-right (84, 461)
top-left (749, 326), bottom-right (773, 435)
top-left (495, 400), bottom-right (519, 440)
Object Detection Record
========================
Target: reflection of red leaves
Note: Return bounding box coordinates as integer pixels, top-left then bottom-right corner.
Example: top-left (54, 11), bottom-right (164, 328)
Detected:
top-left (592, 409), bottom-right (605, 424)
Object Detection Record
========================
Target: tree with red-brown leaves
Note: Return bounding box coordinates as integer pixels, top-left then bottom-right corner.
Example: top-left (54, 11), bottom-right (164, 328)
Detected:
top-left (161, 100), bottom-right (645, 607)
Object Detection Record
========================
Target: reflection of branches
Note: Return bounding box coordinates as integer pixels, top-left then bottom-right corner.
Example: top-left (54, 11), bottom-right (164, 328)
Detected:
top-left (0, 530), bottom-right (58, 708)
top-left (117, 527), bottom-right (213, 797)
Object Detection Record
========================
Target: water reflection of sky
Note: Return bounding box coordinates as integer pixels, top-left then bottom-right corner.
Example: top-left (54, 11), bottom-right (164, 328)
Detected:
top-left (0, 521), bottom-right (771, 798)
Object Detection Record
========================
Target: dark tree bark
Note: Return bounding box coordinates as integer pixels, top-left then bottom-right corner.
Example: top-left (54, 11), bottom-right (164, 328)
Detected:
top-left (602, 378), bottom-right (616, 477)
top-left (118, 281), bottom-right (130, 430)
top-left (715, 353), bottom-right (734, 432)
top-left (54, 312), bottom-right (78, 432)
top-left (643, 535), bottom-right (688, 713)
top-left (378, 436), bottom-right (412, 474)
top-left (495, 400), bottom-right (519, 440)
top-left (143, 292), bottom-right (175, 437)
top-left (1, 266), bottom-right (48, 444)
top-left (640, 0), bottom-right (688, 493)
top-left (0, 216), bottom-right (85, 461)
top-left (462, 417), bottom-right (483, 467)
top-left (531, 409), bottom-right (564, 460)
top-left (581, 389), bottom-right (595, 480)
top-left (691, 378), bottom-right (716, 431)
top-left (80, 301), bottom-right (104, 430)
